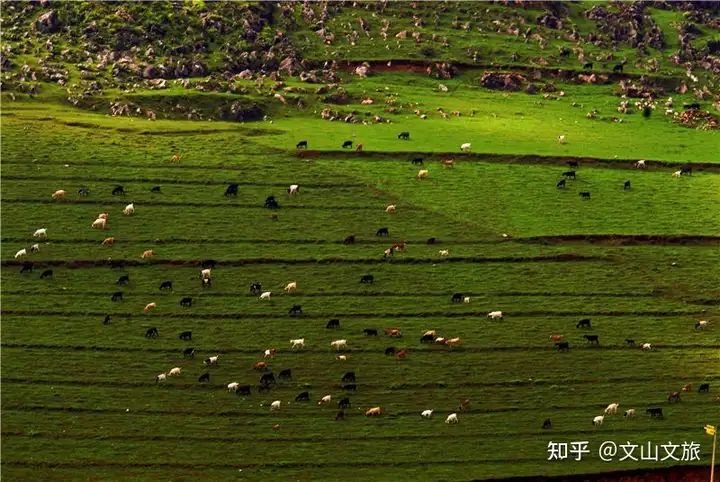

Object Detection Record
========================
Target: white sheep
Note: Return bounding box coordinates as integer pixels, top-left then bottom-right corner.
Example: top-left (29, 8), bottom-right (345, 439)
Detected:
top-left (672, 170), bottom-right (682, 178)
top-left (319, 395), bottom-right (332, 405)
top-left (417, 169), bottom-right (429, 179)
top-left (123, 203), bottom-right (135, 215)
top-left (51, 189), bottom-right (66, 200)
top-left (290, 338), bottom-right (305, 350)
top-left (92, 218), bottom-right (107, 230)
top-left (259, 291), bottom-right (272, 300)
top-left (168, 367), bottom-right (182, 377)
top-left (445, 413), bottom-right (459, 424)
top-left (227, 382), bottom-right (239, 392)
top-left (270, 400), bottom-right (281, 411)
top-left (604, 402), bottom-right (619, 415)
top-left (421, 409), bottom-right (433, 418)
top-left (330, 339), bottom-right (348, 351)
top-left (385, 204), bottom-right (396, 214)
top-left (33, 228), bottom-right (48, 239)
top-left (14, 248), bottom-right (27, 259)
top-left (156, 373), bottom-right (167, 383)
top-left (288, 184), bottom-right (299, 195)
top-left (460, 142), bottom-right (471, 152)
top-left (558, 135), bottom-right (566, 144)
top-left (439, 249), bottom-right (449, 257)
top-left (487, 311), bottom-right (504, 320)
top-left (593, 415), bottom-right (604, 426)
top-left (641, 343), bottom-right (652, 351)
top-left (284, 281), bottom-right (297, 293)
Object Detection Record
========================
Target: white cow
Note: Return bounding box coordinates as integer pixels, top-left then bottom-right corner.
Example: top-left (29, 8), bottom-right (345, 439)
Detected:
top-left (290, 338), bottom-right (305, 350)
top-left (672, 170), bottom-right (682, 177)
top-left (14, 248), bottom-right (27, 259)
top-left (641, 343), bottom-right (652, 351)
top-left (33, 228), bottom-right (48, 239)
top-left (624, 409), bottom-right (636, 418)
top-left (168, 367), bottom-right (182, 377)
top-left (417, 169), bottom-right (429, 179)
top-left (605, 402), bottom-right (619, 415)
top-left (445, 413), bottom-right (459, 424)
top-left (460, 143), bottom-right (471, 152)
top-left (421, 409), bottom-right (433, 418)
top-left (227, 382), bottom-right (239, 392)
top-left (439, 249), bottom-right (449, 257)
top-left (330, 339), bottom-right (348, 351)
top-left (156, 373), bottom-right (167, 383)
top-left (284, 281), bottom-right (297, 293)
top-left (288, 184), bottom-right (299, 195)
top-left (270, 400), bottom-right (281, 411)
top-left (593, 415), bottom-right (604, 426)
top-left (259, 291), bottom-right (272, 300)
top-left (463, 297), bottom-right (471, 304)
top-left (487, 311), bottom-right (504, 320)
top-left (92, 218), bottom-right (107, 230)
top-left (319, 395), bottom-right (332, 405)
top-left (123, 203), bottom-right (135, 215)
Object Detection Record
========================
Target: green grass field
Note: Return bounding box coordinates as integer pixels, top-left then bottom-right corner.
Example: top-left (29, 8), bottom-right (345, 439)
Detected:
top-left (2, 1), bottom-right (720, 480)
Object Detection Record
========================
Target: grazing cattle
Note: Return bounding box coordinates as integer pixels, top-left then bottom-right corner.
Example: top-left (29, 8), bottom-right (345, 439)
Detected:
top-left (290, 338), bottom-right (305, 350)
top-left (446, 413), bottom-right (459, 424)
top-left (331, 339), bottom-right (348, 351)
top-left (159, 280), bottom-right (172, 290)
top-left (156, 373), bottom-right (167, 383)
top-left (562, 170), bottom-right (576, 179)
top-left (260, 373), bottom-right (276, 386)
top-left (625, 339), bottom-right (635, 346)
top-left (92, 218), bottom-right (107, 230)
top-left (150, 186), bottom-right (161, 193)
top-left (460, 143), bottom-right (471, 152)
top-left (341, 371), bottom-right (356, 383)
top-left (33, 228), bottom-right (48, 239)
top-left (365, 407), bottom-right (382, 416)
top-left (342, 140), bottom-right (353, 149)
top-left (123, 203), bottom-right (135, 216)
top-left (287, 184), bottom-right (299, 195)
top-left (398, 132), bottom-right (410, 140)
top-left (556, 179), bottom-right (566, 189)
top-left (141, 249), bottom-right (155, 259)
top-left (288, 304), bottom-right (303, 315)
top-left (338, 398), bottom-right (351, 409)
top-left (395, 349), bottom-right (408, 360)
top-left (438, 249), bottom-right (449, 257)
top-left (343, 235), bottom-right (356, 245)
top-left (360, 275), bottom-right (374, 284)
top-left (583, 334), bottom-right (599, 344)
top-left (576, 318), bottom-right (592, 329)
top-left (641, 343), bottom-right (652, 351)
top-left (264, 196), bottom-right (279, 209)
top-left (624, 409), bottom-right (636, 418)
top-left (555, 341), bottom-right (570, 352)
top-left (672, 170), bottom-right (682, 178)
top-left (376, 227), bottom-right (389, 237)
top-left (384, 347), bottom-right (397, 356)
top-left (550, 335), bottom-right (564, 342)
top-left (183, 347), bottom-right (195, 358)
top-left (249, 282), bottom-right (262, 295)
top-left (364, 328), bottom-right (378, 337)
top-left (227, 382), bottom-right (240, 392)
top-left (646, 407), bottom-right (663, 418)
top-left (420, 333), bottom-right (435, 343)
top-left (259, 291), bottom-right (272, 300)
top-left (592, 415), bottom-right (604, 426)
top-left (695, 320), bottom-right (709, 330)
top-left (116, 274), bottom-right (130, 285)
top-left (168, 367), bottom-right (182, 377)
top-left (342, 383), bottom-right (357, 391)
top-left (40, 269), bottom-right (53, 279)
top-left (319, 394), bottom-right (332, 405)
top-left (295, 391), bottom-right (310, 402)
top-left (613, 63), bottom-right (623, 73)
top-left (284, 282), bottom-right (297, 293)
top-left (112, 186), bottom-right (125, 196)
top-left (224, 183), bottom-right (239, 197)
top-left (634, 160), bottom-right (647, 169)
top-left (411, 157), bottom-right (424, 165)
top-left (668, 391), bottom-right (681, 403)
top-left (204, 355), bottom-right (219, 366)
top-left (421, 409), bottom-right (433, 418)
top-left (111, 291), bottom-right (124, 302)
top-left (384, 328), bottom-right (402, 337)
top-left (624, 180), bottom-right (631, 190)
top-left (296, 140), bottom-right (308, 149)
top-left (451, 293), bottom-right (464, 304)
top-left (605, 403), bottom-right (619, 415)
top-left (20, 261), bottom-right (33, 273)
top-left (180, 297), bottom-right (193, 307)
top-left (198, 373), bottom-right (210, 383)
top-left (699, 383), bottom-right (710, 393)
top-left (417, 169), bottom-right (429, 179)
top-left (101, 237), bottom-right (115, 246)
top-left (179, 331), bottom-right (192, 341)
top-left (385, 204), bottom-right (396, 214)
top-left (278, 369), bottom-right (292, 381)
top-left (326, 319), bottom-right (340, 329)
top-left (143, 302), bottom-right (157, 313)
top-left (487, 311), bottom-right (504, 320)
top-left (145, 327), bottom-right (159, 338)
top-left (78, 187), bottom-right (90, 196)
top-left (542, 418), bottom-right (552, 429)
top-left (558, 135), bottom-right (566, 144)
top-left (51, 189), bottom-right (66, 200)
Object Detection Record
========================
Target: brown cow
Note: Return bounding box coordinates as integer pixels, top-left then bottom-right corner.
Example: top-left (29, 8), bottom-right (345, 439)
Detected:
top-left (395, 349), bottom-right (408, 360)
top-left (549, 334), bottom-right (564, 342)
top-left (385, 328), bottom-right (402, 337)
top-left (253, 361), bottom-right (269, 371)
top-left (355, 144), bottom-right (363, 152)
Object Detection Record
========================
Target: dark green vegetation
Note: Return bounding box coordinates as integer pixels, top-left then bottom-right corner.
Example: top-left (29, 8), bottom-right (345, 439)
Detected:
top-left (2, 1), bottom-right (719, 481)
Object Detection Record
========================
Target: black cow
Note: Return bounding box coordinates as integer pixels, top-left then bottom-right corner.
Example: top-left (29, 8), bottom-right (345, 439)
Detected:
top-left (426, 237), bottom-right (437, 245)
top-left (583, 334), bottom-right (599, 344)
top-left (680, 166), bottom-right (692, 176)
top-left (20, 262), bottom-right (33, 273)
top-left (342, 140), bottom-right (353, 149)
top-left (555, 341), bottom-right (570, 352)
top-left (624, 180), bottom-right (631, 190)
top-left (116, 274), bottom-right (130, 285)
top-left (264, 196), bottom-right (279, 209)
top-left (613, 63), bottom-right (623, 73)
top-left (376, 227), bottom-right (389, 237)
top-left (341, 371), bottom-right (356, 383)
top-left (103, 315), bottom-right (111, 325)
top-left (451, 293), bottom-right (464, 304)
top-left (542, 418), bottom-right (552, 429)
top-left (326, 319), bottom-right (340, 329)
top-left (567, 161), bottom-right (579, 168)
top-left (579, 191), bottom-right (591, 199)
top-left (556, 179), bottom-right (566, 189)
top-left (576, 318), bottom-right (592, 329)
top-left (583, 62), bottom-right (593, 70)
top-left (646, 407), bottom-right (663, 418)
top-left (295, 391), bottom-right (310, 402)
top-left (150, 186), bottom-right (161, 193)
top-left (111, 291), bottom-right (124, 301)
top-left (338, 397), bottom-right (351, 409)
top-left (411, 157), bottom-right (424, 165)
top-left (364, 328), bottom-right (378, 336)
top-left (145, 327), bottom-right (159, 338)
top-left (78, 187), bottom-right (90, 196)
top-left (159, 280), bottom-right (173, 290)
top-left (288, 305), bottom-right (303, 315)
top-left (201, 259), bottom-right (217, 269)
top-left (420, 333), bottom-right (435, 343)
top-left (683, 102), bottom-right (700, 110)
top-left (224, 183), bottom-right (239, 197)
top-left (360, 275), bottom-right (374, 284)
top-left (250, 282), bottom-right (263, 295)
top-left (384, 346), bottom-right (397, 355)
top-left (343, 235), bottom-right (356, 245)
top-left (180, 297), bottom-right (193, 307)
top-left (112, 185), bottom-right (125, 196)
top-left (198, 373), bottom-right (210, 383)
top-left (562, 170), bottom-right (576, 179)
top-left (179, 331), bottom-right (192, 341)
top-left (398, 131), bottom-right (410, 140)
top-left (698, 383), bottom-right (710, 393)
top-left (260, 373), bottom-right (276, 386)
top-left (40, 269), bottom-right (53, 279)
top-left (341, 383), bottom-right (357, 391)
top-left (237, 385), bottom-right (251, 395)
top-left (625, 339), bottom-right (635, 346)
top-left (278, 369), bottom-right (292, 381)
top-left (296, 140), bottom-right (308, 149)
top-left (183, 347), bottom-right (195, 358)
